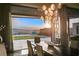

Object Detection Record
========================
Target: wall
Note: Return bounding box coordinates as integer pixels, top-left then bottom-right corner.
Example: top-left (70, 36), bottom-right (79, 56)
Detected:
top-left (0, 4), bottom-right (13, 55)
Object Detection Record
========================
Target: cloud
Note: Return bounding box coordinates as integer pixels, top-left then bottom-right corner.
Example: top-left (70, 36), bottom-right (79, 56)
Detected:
top-left (12, 19), bottom-right (31, 28)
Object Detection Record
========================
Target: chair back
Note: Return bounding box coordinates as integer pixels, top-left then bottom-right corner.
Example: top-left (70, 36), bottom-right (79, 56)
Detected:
top-left (34, 36), bottom-right (40, 43)
top-left (27, 40), bottom-right (34, 56)
top-left (36, 44), bottom-right (43, 56)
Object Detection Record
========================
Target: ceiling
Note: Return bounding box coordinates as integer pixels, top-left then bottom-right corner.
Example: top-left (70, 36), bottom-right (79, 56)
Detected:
top-left (11, 3), bottom-right (79, 18)
top-left (12, 3), bottom-right (79, 9)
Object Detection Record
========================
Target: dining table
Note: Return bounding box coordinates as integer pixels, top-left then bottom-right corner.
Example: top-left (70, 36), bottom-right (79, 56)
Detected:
top-left (32, 41), bottom-right (58, 56)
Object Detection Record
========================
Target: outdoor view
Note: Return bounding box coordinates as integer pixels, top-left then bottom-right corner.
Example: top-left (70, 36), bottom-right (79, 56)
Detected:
top-left (1, 3), bottom-right (79, 56)
top-left (69, 18), bottom-right (79, 37)
top-left (12, 16), bottom-right (51, 55)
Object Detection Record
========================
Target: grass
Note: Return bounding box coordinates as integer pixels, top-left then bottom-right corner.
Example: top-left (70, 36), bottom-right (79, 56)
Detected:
top-left (12, 35), bottom-right (33, 40)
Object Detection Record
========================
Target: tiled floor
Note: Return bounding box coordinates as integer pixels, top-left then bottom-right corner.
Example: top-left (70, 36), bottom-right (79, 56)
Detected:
top-left (13, 37), bottom-right (51, 51)
top-left (10, 49), bottom-right (28, 56)
top-left (11, 45), bottom-right (62, 56)
top-left (12, 37), bottom-right (51, 56)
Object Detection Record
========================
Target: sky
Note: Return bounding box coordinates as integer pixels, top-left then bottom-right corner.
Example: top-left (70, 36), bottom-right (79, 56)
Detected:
top-left (12, 17), bottom-right (45, 29)
top-left (12, 17), bottom-right (79, 29)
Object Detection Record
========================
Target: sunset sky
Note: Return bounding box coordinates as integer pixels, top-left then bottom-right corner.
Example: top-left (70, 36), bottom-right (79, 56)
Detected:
top-left (12, 17), bottom-right (45, 29)
top-left (12, 17), bottom-right (79, 29)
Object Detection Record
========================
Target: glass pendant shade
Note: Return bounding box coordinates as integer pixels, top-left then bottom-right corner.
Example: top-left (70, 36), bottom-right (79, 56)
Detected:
top-left (45, 10), bottom-right (48, 15)
top-left (58, 3), bottom-right (62, 9)
top-left (42, 5), bottom-right (47, 11)
top-left (50, 4), bottom-right (55, 11)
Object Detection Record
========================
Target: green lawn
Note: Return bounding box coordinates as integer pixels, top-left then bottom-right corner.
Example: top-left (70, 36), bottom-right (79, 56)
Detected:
top-left (12, 35), bottom-right (33, 40)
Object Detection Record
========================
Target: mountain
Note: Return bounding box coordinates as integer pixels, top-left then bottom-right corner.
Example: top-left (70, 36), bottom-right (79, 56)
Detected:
top-left (21, 26), bottom-right (43, 30)
top-left (12, 26), bottom-right (42, 35)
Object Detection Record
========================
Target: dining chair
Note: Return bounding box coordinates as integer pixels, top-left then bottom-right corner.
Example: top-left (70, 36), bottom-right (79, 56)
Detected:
top-left (34, 36), bottom-right (40, 43)
top-left (27, 40), bottom-right (37, 56)
top-left (35, 44), bottom-right (44, 56)
top-left (35, 44), bottom-right (53, 56)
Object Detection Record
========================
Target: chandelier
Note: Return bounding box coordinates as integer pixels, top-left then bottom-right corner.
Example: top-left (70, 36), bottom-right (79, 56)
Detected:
top-left (41, 3), bottom-right (62, 26)
top-left (40, 3), bottom-right (62, 42)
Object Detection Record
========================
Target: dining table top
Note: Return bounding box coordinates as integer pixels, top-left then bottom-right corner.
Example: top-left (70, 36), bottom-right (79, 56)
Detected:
top-left (32, 41), bottom-right (61, 56)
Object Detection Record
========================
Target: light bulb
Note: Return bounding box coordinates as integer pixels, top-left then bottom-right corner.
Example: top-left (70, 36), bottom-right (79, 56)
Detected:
top-left (48, 8), bottom-right (51, 12)
top-left (45, 10), bottom-right (48, 15)
top-left (42, 5), bottom-right (47, 11)
top-left (49, 11), bottom-right (54, 16)
top-left (50, 4), bottom-right (55, 11)
top-left (40, 16), bottom-right (44, 21)
top-left (54, 10), bottom-right (58, 17)
top-left (45, 16), bottom-right (48, 20)
top-left (58, 3), bottom-right (62, 9)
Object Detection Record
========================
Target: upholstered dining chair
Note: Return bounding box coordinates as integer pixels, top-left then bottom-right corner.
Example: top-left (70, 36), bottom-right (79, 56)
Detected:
top-left (35, 44), bottom-right (53, 56)
top-left (27, 40), bottom-right (37, 56)
top-left (35, 44), bottom-right (44, 56)
top-left (34, 36), bottom-right (40, 43)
